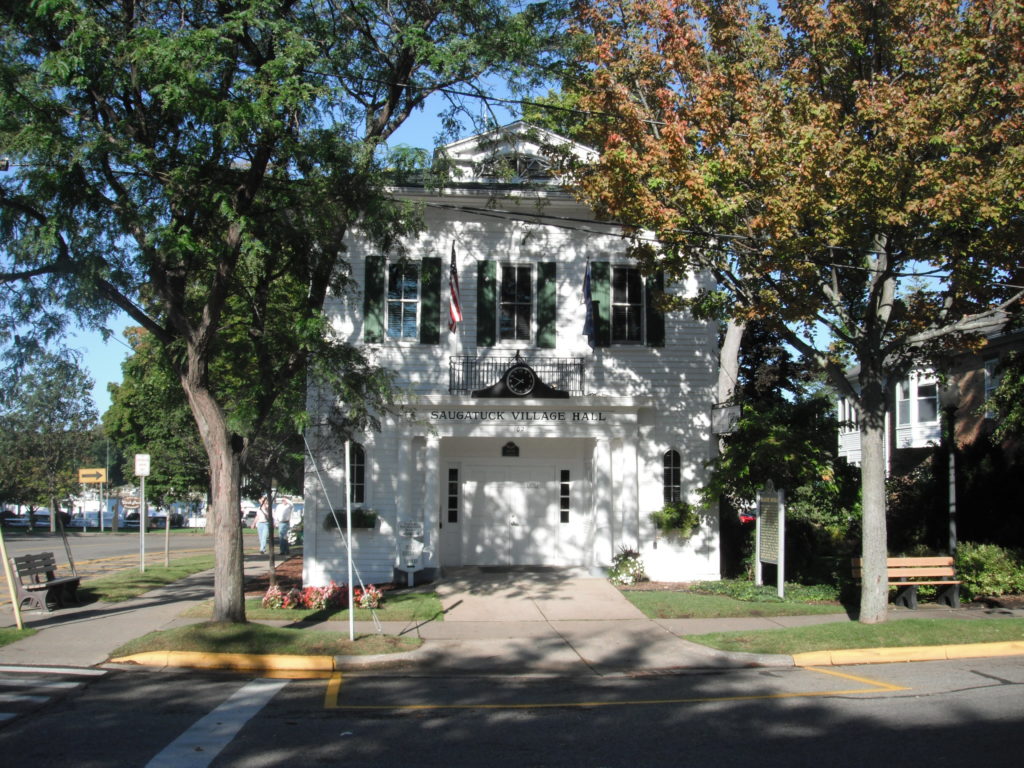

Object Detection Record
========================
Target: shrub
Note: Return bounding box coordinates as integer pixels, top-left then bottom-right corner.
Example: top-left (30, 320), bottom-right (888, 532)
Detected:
top-left (649, 501), bottom-right (700, 538)
top-left (956, 542), bottom-right (1024, 599)
top-left (607, 547), bottom-right (647, 585)
top-left (261, 585), bottom-right (286, 609)
top-left (355, 584), bottom-right (383, 609)
top-left (302, 582), bottom-right (345, 611)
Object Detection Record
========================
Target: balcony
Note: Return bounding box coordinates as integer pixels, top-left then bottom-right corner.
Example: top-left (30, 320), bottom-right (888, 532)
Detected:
top-left (449, 355), bottom-right (586, 397)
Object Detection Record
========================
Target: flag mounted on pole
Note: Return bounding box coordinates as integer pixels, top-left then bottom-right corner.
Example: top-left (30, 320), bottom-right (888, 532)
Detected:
top-left (582, 259), bottom-right (594, 348)
top-left (448, 243), bottom-right (463, 332)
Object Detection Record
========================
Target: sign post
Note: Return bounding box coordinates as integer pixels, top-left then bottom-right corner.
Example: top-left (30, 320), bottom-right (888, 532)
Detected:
top-left (135, 454), bottom-right (150, 572)
top-left (755, 481), bottom-right (786, 599)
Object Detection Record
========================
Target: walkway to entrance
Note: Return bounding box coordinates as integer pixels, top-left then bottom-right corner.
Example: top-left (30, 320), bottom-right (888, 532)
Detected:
top-left (434, 566), bottom-right (646, 622)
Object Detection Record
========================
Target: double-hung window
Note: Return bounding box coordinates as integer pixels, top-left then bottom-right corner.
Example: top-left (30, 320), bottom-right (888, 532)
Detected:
top-left (387, 262), bottom-right (419, 340)
top-left (611, 266), bottom-right (644, 343)
top-left (499, 264), bottom-right (533, 342)
top-left (586, 262), bottom-right (665, 347)
top-left (477, 260), bottom-right (556, 348)
top-left (363, 255), bottom-right (442, 344)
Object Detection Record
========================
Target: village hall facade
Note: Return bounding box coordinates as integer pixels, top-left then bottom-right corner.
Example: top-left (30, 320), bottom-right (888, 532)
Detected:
top-left (302, 124), bottom-right (721, 587)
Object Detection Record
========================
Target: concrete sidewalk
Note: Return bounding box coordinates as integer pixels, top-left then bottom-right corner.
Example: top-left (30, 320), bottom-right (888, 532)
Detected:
top-left (1, 563), bottom-right (1022, 674)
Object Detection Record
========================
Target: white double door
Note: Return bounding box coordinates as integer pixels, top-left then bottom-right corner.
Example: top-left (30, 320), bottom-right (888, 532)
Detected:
top-left (463, 466), bottom-right (558, 567)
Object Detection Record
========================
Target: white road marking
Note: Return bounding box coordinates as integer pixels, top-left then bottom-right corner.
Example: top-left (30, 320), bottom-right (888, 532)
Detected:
top-left (0, 677), bottom-right (79, 689)
top-left (0, 665), bottom-right (107, 676)
top-left (145, 678), bottom-right (289, 768)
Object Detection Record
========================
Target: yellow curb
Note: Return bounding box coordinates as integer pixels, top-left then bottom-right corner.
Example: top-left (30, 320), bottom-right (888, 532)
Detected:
top-left (793, 641), bottom-right (1024, 667)
top-left (110, 651), bottom-right (336, 672)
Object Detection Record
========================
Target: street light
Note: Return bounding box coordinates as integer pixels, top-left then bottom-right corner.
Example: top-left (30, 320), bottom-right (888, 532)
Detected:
top-left (939, 377), bottom-right (959, 556)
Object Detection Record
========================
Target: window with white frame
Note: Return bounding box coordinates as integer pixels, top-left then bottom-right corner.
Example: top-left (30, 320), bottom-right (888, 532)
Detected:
top-left (349, 443), bottom-right (366, 505)
top-left (499, 263), bottom-right (533, 342)
top-left (896, 379), bottom-right (912, 426)
top-left (663, 450), bottom-right (682, 504)
top-left (386, 262), bottom-right (420, 340)
top-left (984, 358), bottom-right (1000, 419)
top-left (916, 380), bottom-right (939, 423)
top-left (611, 266), bottom-right (644, 343)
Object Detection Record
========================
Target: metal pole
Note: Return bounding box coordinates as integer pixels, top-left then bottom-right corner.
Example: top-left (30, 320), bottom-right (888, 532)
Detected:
top-left (345, 439), bottom-right (354, 642)
top-left (947, 408), bottom-right (958, 556)
top-left (140, 475), bottom-right (146, 573)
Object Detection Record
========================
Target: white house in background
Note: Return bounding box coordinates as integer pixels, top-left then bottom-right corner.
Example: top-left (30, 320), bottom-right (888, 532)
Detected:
top-left (837, 316), bottom-right (1022, 471)
top-left (302, 123), bottom-right (720, 587)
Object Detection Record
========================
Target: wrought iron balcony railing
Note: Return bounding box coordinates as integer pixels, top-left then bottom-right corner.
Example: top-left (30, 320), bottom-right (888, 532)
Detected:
top-left (449, 355), bottom-right (586, 397)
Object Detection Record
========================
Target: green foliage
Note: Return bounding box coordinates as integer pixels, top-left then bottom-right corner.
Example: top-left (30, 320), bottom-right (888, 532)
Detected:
top-left (607, 547), bottom-right (647, 586)
top-left (649, 500), bottom-right (700, 538)
top-left (989, 352), bottom-right (1024, 443)
top-left (955, 542), bottom-right (1024, 599)
top-left (0, 351), bottom-right (97, 510)
top-left (688, 579), bottom-right (841, 604)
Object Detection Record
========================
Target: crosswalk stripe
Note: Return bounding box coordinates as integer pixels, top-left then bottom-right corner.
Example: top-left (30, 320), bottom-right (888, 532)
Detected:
top-left (145, 679), bottom-right (289, 768)
top-left (0, 665), bottom-right (106, 677)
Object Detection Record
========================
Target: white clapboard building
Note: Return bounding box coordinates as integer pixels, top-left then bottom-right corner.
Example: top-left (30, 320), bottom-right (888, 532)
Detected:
top-left (302, 123), bottom-right (720, 586)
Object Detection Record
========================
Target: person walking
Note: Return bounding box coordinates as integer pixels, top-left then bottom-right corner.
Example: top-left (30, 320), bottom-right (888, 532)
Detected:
top-left (254, 496), bottom-right (272, 554)
top-left (274, 496), bottom-right (294, 556)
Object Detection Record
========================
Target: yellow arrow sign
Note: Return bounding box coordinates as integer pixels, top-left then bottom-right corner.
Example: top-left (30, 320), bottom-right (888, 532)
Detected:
top-left (78, 468), bottom-right (107, 484)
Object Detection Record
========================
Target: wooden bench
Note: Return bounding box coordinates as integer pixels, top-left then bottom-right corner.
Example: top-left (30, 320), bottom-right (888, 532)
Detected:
top-left (852, 556), bottom-right (961, 609)
top-left (8, 552), bottom-right (81, 612)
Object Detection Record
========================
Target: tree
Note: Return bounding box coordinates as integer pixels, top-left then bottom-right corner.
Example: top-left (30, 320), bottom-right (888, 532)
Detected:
top-left (570, 0), bottom-right (1024, 621)
top-left (0, 352), bottom-right (98, 527)
top-left (1, 1), bottom-right (562, 622)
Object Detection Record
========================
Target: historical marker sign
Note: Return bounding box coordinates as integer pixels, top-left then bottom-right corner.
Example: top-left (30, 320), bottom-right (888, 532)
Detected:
top-left (755, 481), bottom-right (786, 599)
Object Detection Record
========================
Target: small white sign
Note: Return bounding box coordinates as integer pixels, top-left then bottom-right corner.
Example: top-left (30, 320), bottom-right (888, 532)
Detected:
top-left (134, 453), bottom-right (151, 477)
top-left (399, 521), bottom-right (424, 538)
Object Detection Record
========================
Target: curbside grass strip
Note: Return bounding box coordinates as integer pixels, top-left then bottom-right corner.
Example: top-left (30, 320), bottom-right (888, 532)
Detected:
top-left (792, 641), bottom-right (1024, 667)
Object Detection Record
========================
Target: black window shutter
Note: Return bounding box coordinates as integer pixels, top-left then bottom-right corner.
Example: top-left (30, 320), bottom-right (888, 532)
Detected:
top-left (420, 256), bottom-right (442, 345)
top-left (363, 255), bottom-right (385, 343)
top-left (591, 261), bottom-right (611, 348)
top-left (645, 270), bottom-right (665, 347)
top-left (537, 261), bottom-right (557, 348)
top-left (476, 260), bottom-right (497, 347)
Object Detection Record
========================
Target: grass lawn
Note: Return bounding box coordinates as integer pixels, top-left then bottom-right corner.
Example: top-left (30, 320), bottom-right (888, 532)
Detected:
top-left (111, 621), bottom-right (422, 658)
top-left (0, 627), bottom-right (37, 648)
top-left (688, 618), bottom-right (1024, 655)
top-left (182, 590), bottom-right (444, 623)
top-left (621, 580), bottom-right (847, 619)
top-left (79, 555), bottom-right (216, 602)
top-left (624, 590), bottom-right (847, 619)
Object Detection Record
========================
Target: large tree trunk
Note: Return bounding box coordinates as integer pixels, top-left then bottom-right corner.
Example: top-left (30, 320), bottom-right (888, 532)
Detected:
top-left (858, 375), bottom-right (890, 624)
top-left (184, 382), bottom-right (246, 623)
top-left (717, 320), bottom-right (745, 404)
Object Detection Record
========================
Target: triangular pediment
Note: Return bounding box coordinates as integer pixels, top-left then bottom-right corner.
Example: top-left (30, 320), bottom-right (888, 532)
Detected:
top-left (439, 121), bottom-right (596, 185)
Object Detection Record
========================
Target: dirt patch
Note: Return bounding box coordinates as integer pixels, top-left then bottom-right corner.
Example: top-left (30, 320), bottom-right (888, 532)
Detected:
top-left (244, 556), bottom-right (304, 596)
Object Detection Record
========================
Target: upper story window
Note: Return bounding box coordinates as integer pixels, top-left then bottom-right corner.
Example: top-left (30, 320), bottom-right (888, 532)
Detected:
top-left (387, 262), bottom-right (420, 340)
top-left (984, 358), bottom-right (1000, 419)
top-left (499, 263), bottom-right (533, 342)
top-left (611, 266), bottom-right (644, 343)
top-left (585, 262), bottom-right (665, 348)
top-left (838, 397), bottom-right (860, 433)
top-left (895, 375), bottom-right (939, 427)
top-left (363, 255), bottom-right (442, 345)
top-left (477, 260), bottom-right (556, 349)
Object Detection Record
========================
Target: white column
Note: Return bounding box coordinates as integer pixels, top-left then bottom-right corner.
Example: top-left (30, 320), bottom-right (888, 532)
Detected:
top-left (396, 435), bottom-right (413, 525)
top-left (592, 438), bottom-right (613, 567)
top-left (422, 436), bottom-right (441, 568)
top-left (619, 435), bottom-right (640, 549)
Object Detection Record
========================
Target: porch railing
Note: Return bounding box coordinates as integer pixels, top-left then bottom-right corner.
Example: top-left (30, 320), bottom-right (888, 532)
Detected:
top-left (449, 355), bottom-right (586, 396)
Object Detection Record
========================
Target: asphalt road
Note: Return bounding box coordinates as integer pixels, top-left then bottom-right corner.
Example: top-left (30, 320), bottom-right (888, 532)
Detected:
top-left (0, 657), bottom-right (1022, 766)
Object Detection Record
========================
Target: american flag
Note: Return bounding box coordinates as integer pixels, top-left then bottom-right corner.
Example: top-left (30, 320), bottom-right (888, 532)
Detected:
top-left (448, 243), bottom-right (463, 332)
